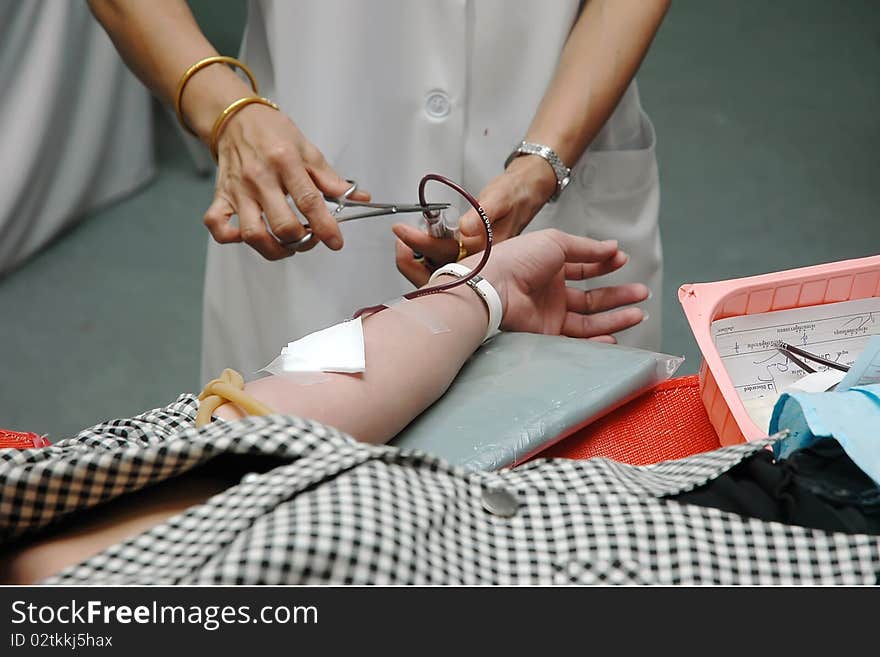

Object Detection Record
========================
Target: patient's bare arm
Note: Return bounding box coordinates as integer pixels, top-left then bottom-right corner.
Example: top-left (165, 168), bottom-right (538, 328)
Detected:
top-left (215, 230), bottom-right (648, 443)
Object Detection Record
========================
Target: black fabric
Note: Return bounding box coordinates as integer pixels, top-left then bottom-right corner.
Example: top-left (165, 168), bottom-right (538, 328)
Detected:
top-left (673, 438), bottom-right (880, 535)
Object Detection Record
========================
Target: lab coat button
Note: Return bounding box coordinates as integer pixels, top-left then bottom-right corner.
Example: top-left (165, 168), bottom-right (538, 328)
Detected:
top-left (481, 487), bottom-right (520, 518)
top-left (425, 90), bottom-right (451, 119)
top-left (579, 160), bottom-right (598, 188)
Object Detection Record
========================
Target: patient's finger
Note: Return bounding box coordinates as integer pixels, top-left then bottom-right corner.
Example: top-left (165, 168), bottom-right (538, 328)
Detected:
top-left (555, 232), bottom-right (619, 264)
top-left (566, 283), bottom-right (649, 315)
top-left (561, 306), bottom-right (645, 339)
top-left (564, 251), bottom-right (628, 280)
top-left (391, 224), bottom-right (460, 265)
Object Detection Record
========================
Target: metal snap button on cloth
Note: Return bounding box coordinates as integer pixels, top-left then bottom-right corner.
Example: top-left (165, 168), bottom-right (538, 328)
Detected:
top-left (425, 90), bottom-right (451, 119)
top-left (481, 487), bottom-right (520, 518)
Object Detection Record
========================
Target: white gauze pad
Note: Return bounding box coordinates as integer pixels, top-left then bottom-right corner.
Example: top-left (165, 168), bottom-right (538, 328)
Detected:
top-left (261, 316), bottom-right (366, 374)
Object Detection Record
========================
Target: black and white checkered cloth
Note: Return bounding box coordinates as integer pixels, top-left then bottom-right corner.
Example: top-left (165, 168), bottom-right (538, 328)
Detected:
top-left (1, 395), bottom-right (878, 584)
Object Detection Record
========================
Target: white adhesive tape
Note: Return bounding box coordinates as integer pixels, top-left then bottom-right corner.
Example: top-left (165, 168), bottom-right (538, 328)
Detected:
top-left (385, 297), bottom-right (451, 334)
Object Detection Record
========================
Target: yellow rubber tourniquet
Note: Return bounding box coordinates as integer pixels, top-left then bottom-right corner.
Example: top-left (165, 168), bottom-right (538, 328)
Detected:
top-left (196, 368), bottom-right (275, 427)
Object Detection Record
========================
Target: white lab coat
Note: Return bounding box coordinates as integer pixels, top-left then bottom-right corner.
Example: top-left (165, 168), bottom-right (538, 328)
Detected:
top-left (201, 0), bottom-right (662, 382)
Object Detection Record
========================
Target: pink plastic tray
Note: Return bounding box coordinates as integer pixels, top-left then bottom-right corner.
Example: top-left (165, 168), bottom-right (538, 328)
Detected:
top-left (678, 254), bottom-right (880, 445)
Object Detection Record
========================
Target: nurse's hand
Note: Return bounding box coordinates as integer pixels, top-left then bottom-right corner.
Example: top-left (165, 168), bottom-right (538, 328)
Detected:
top-left (204, 104), bottom-right (371, 260)
top-left (392, 155), bottom-right (557, 285)
top-left (410, 229), bottom-right (649, 342)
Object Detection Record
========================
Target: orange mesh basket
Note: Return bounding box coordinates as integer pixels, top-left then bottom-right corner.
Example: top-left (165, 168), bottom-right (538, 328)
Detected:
top-left (0, 380), bottom-right (718, 461)
top-left (537, 375), bottom-right (721, 466)
top-left (0, 429), bottom-right (50, 449)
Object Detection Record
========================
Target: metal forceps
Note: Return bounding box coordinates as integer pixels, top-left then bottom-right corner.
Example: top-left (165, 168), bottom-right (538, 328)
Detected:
top-left (284, 179), bottom-right (451, 251)
top-left (777, 342), bottom-right (850, 373)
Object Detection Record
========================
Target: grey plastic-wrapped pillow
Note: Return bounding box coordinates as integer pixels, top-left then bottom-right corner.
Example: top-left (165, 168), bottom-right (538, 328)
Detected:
top-left (389, 332), bottom-right (683, 471)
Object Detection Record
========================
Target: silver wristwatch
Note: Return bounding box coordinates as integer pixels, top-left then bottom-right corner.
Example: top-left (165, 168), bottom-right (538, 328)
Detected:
top-left (504, 141), bottom-right (571, 202)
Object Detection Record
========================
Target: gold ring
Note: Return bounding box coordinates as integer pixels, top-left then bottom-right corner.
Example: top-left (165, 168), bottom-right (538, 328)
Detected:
top-left (456, 239), bottom-right (467, 262)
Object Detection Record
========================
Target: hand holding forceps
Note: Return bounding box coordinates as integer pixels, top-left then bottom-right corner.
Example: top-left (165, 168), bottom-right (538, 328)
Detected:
top-left (282, 180), bottom-right (451, 251)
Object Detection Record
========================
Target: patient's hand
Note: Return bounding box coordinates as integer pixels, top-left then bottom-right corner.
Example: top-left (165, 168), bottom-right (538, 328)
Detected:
top-left (462, 229), bottom-right (648, 343)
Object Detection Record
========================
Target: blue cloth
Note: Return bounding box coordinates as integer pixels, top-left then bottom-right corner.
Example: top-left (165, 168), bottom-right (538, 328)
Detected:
top-left (770, 384), bottom-right (880, 486)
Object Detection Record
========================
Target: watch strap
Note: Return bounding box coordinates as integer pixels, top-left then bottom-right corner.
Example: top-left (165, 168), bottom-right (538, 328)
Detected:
top-left (504, 141), bottom-right (571, 202)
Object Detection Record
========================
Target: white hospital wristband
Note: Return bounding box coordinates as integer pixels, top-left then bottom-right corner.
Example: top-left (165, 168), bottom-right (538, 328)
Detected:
top-left (428, 263), bottom-right (502, 343)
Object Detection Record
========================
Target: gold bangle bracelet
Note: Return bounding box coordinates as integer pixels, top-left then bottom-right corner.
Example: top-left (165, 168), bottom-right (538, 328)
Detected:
top-left (174, 56), bottom-right (259, 135)
top-left (209, 96), bottom-right (280, 161)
